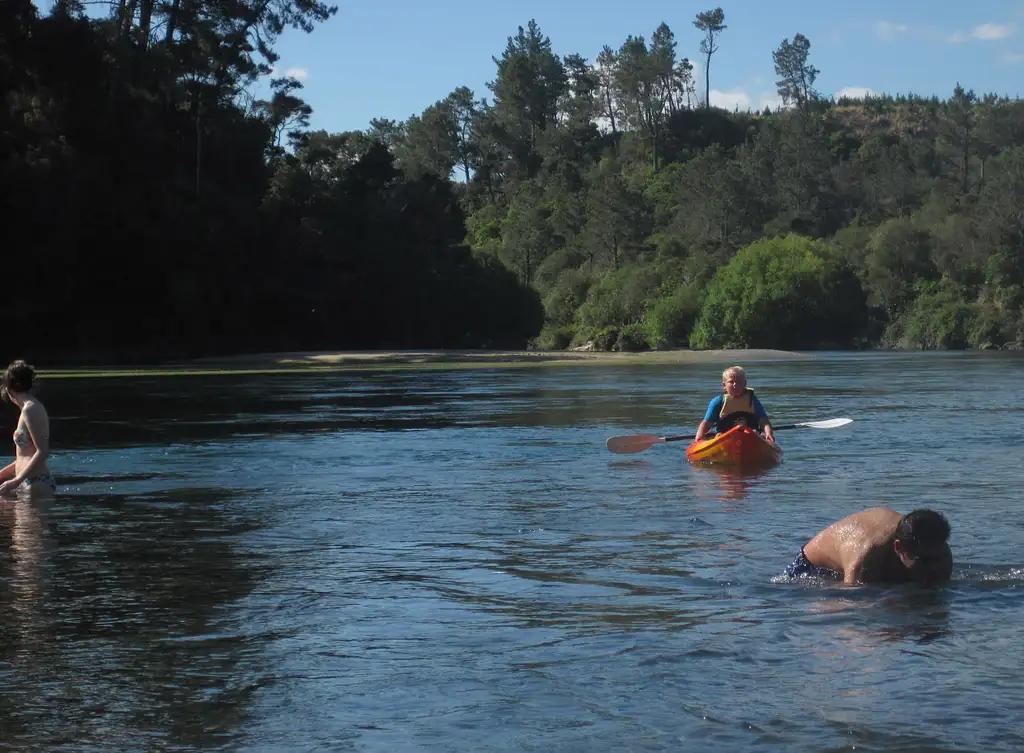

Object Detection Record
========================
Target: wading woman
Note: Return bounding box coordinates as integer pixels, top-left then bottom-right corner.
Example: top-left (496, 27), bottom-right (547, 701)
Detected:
top-left (0, 361), bottom-right (56, 497)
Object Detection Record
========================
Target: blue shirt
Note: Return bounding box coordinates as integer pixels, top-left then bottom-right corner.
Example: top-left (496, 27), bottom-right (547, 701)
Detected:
top-left (703, 393), bottom-right (769, 425)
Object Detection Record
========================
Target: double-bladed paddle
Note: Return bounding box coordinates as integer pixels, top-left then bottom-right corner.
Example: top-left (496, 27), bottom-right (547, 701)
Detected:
top-left (605, 418), bottom-right (854, 455)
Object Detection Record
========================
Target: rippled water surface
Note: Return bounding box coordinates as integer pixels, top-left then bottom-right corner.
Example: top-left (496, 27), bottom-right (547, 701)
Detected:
top-left (2, 351), bottom-right (1024, 751)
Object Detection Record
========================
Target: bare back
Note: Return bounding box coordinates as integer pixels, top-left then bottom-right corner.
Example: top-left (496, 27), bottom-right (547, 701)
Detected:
top-left (803, 507), bottom-right (905, 585)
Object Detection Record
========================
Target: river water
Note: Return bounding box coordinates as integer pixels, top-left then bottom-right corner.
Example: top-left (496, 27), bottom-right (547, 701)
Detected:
top-left (1, 351), bottom-right (1022, 751)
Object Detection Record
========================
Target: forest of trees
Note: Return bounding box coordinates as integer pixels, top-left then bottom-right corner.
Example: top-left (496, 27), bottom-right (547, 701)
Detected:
top-left (1, 0), bottom-right (543, 363)
top-left (4, 3), bottom-right (1024, 364)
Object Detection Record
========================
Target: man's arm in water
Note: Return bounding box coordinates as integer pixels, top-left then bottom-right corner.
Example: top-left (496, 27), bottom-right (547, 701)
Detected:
top-left (804, 530), bottom-right (860, 583)
top-left (842, 549), bottom-right (868, 585)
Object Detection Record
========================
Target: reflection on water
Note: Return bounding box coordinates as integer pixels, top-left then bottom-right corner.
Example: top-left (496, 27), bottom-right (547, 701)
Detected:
top-left (0, 352), bottom-right (1023, 751)
top-left (0, 489), bottom-right (273, 750)
top-left (4, 499), bottom-right (50, 656)
top-left (688, 462), bottom-right (780, 507)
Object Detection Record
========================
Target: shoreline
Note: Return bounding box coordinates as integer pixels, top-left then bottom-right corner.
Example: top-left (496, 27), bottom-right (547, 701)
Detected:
top-left (182, 347), bottom-right (810, 369)
top-left (39, 348), bottom-right (811, 378)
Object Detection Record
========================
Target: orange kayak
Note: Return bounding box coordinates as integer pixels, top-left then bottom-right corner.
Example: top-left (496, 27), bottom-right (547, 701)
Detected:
top-left (686, 425), bottom-right (783, 466)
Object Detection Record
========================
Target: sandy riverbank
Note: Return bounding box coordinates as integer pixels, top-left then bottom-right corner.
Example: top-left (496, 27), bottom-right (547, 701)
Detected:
top-left (182, 348), bottom-right (810, 370)
top-left (39, 348), bottom-right (813, 378)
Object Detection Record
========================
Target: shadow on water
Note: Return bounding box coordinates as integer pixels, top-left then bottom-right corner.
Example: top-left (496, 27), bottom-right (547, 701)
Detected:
top-left (0, 488), bottom-right (278, 750)
top-left (775, 563), bottom-right (1024, 661)
top-left (800, 586), bottom-right (955, 647)
top-left (47, 370), bottom-right (654, 452)
top-left (46, 367), bottom-right (742, 451)
top-left (48, 374), bottom-right (475, 449)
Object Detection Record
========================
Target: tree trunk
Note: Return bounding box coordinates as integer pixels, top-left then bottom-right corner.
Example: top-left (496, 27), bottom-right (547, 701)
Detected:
top-left (604, 88), bottom-right (617, 134)
top-left (138, 0), bottom-right (154, 48)
top-left (164, 0), bottom-right (181, 43)
top-left (116, 0), bottom-right (130, 38)
top-left (651, 123), bottom-right (659, 173)
top-left (118, 0), bottom-right (138, 40)
top-left (704, 52), bottom-right (711, 109)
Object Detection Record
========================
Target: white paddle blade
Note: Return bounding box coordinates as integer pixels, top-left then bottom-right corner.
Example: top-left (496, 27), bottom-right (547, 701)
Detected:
top-left (796, 418), bottom-right (854, 429)
top-left (606, 434), bottom-right (665, 454)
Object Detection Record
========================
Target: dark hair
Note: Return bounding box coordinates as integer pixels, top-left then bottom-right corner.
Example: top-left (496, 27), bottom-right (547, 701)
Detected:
top-left (2, 360), bottom-right (36, 397)
top-left (896, 509), bottom-right (951, 552)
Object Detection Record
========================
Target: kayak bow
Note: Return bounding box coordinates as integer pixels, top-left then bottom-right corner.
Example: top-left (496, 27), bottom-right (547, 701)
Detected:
top-left (685, 425), bottom-right (783, 467)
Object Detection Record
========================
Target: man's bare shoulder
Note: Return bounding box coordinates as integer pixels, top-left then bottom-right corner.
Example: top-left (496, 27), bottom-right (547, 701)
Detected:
top-left (838, 507), bottom-right (902, 527)
top-left (810, 507), bottom-right (897, 542)
top-left (805, 508), bottom-right (902, 574)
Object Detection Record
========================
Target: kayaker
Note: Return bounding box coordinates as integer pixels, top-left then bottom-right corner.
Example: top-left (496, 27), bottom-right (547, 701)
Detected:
top-left (693, 366), bottom-right (775, 443)
top-left (784, 507), bottom-right (952, 586)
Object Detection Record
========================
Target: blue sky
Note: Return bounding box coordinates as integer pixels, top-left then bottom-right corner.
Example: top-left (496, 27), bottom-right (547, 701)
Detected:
top-left (41, 0), bottom-right (1023, 131)
top-left (264, 0), bottom-right (1024, 133)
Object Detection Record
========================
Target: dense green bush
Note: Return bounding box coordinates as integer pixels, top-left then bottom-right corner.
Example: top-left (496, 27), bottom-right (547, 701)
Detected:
top-left (690, 235), bottom-right (867, 349)
top-left (883, 282), bottom-right (975, 349)
top-left (861, 217), bottom-right (938, 318)
top-left (574, 267), bottom-right (659, 331)
top-left (542, 269), bottom-right (591, 327)
top-left (614, 323), bottom-right (650, 351)
top-left (645, 285), bottom-right (702, 349)
top-left (534, 325), bottom-right (575, 350)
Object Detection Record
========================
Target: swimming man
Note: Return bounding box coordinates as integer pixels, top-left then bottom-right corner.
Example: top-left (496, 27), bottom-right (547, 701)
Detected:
top-left (785, 507), bottom-right (952, 586)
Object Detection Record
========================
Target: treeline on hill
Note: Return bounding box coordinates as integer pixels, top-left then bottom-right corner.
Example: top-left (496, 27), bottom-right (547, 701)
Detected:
top-left (4, 5), bottom-right (1024, 364)
top-left (362, 15), bottom-right (1024, 352)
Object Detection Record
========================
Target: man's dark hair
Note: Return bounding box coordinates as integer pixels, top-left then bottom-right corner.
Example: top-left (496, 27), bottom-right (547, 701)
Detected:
top-left (896, 509), bottom-right (951, 552)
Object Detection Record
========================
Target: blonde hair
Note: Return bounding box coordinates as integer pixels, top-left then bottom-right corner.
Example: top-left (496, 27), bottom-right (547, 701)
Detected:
top-left (721, 365), bottom-right (746, 382)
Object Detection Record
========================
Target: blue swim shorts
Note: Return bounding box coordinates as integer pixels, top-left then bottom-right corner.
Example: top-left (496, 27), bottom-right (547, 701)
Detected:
top-left (785, 547), bottom-right (842, 580)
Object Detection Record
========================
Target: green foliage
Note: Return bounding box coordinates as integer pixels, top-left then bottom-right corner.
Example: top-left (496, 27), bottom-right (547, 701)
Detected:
top-left (535, 325), bottom-right (575, 350)
top-left (967, 302), bottom-right (1020, 349)
top-left (10, 6), bottom-right (1024, 359)
top-left (645, 285), bottom-right (703, 349)
top-left (465, 203), bottom-right (504, 255)
top-left (499, 179), bottom-right (556, 282)
top-left (772, 33), bottom-right (819, 115)
top-left (690, 235), bottom-right (867, 349)
top-left (581, 157), bottom-right (652, 269)
top-left (1, 5), bottom-right (548, 362)
top-left (486, 20), bottom-right (568, 181)
top-left (568, 266), bottom-right (664, 349)
top-left (542, 269), bottom-right (591, 326)
top-left (396, 100), bottom-right (460, 179)
top-left (693, 8), bottom-right (727, 109)
top-left (458, 252), bottom-right (546, 347)
top-left (615, 323), bottom-right (650, 351)
top-left (831, 221), bottom-right (875, 266)
top-left (861, 217), bottom-right (938, 317)
top-left (574, 267), bottom-right (640, 330)
top-left (883, 281), bottom-right (976, 349)
top-left (976, 146), bottom-right (1024, 284)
